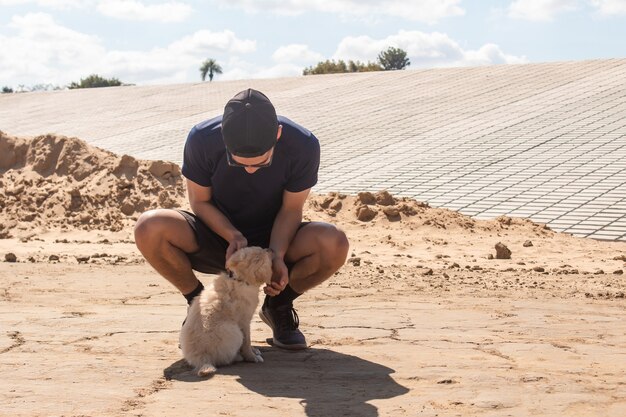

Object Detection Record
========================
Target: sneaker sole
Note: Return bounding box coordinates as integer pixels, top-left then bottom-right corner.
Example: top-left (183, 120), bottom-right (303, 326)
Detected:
top-left (259, 310), bottom-right (308, 350)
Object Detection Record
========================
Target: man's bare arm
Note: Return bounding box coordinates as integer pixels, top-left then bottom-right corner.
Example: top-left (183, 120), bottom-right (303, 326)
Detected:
top-left (269, 188), bottom-right (310, 260)
top-left (265, 188), bottom-right (310, 295)
top-left (186, 178), bottom-right (247, 258)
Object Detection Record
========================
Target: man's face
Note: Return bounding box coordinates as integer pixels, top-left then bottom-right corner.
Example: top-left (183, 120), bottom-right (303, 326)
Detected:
top-left (227, 124), bottom-right (282, 174)
top-left (229, 148), bottom-right (274, 174)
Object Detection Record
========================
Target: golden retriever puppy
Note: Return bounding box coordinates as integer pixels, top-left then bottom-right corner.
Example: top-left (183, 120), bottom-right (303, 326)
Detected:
top-left (180, 246), bottom-right (273, 377)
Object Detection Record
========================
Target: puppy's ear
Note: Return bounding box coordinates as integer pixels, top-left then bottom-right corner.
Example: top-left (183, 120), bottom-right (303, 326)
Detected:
top-left (225, 257), bottom-right (239, 271)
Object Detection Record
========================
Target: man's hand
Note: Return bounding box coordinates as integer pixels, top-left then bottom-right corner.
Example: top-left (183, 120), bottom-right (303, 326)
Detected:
top-left (225, 233), bottom-right (247, 261)
top-left (264, 256), bottom-right (288, 296)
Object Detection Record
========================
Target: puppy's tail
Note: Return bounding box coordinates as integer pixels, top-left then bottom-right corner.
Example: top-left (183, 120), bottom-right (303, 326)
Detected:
top-left (197, 363), bottom-right (217, 377)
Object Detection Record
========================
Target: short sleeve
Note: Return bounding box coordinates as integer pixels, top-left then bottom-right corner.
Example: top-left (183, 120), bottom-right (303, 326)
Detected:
top-left (181, 127), bottom-right (213, 187)
top-left (285, 135), bottom-right (320, 193)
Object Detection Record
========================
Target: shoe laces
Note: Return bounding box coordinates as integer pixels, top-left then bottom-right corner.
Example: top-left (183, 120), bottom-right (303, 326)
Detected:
top-left (275, 305), bottom-right (300, 331)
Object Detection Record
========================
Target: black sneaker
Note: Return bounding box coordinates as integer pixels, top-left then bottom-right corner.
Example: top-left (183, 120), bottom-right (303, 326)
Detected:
top-left (259, 303), bottom-right (307, 350)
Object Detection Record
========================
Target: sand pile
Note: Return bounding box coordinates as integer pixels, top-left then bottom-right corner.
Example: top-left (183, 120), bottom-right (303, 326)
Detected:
top-left (0, 131), bottom-right (185, 237)
top-left (307, 190), bottom-right (553, 237)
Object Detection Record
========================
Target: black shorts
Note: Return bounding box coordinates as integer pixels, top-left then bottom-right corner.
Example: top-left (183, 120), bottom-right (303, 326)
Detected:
top-left (177, 209), bottom-right (310, 275)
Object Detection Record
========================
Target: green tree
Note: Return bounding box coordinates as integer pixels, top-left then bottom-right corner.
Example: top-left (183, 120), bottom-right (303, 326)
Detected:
top-left (200, 59), bottom-right (222, 82)
top-left (377, 47), bottom-right (410, 70)
top-left (348, 60), bottom-right (383, 72)
top-left (68, 74), bottom-right (122, 89)
top-left (303, 60), bottom-right (346, 75)
top-left (303, 59), bottom-right (382, 75)
top-left (1, 86), bottom-right (13, 93)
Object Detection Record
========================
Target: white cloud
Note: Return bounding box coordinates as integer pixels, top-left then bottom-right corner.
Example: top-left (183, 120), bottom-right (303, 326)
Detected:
top-left (0, 0), bottom-right (196, 19)
top-left (0, 0), bottom-right (88, 8)
top-left (220, 59), bottom-right (302, 81)
top-left (463, 43), bottom-right (528, 66)
top-left (169, 30), bottom-right (256, 55)
top-left (0, 13), bottom-right (255, 86)
top-left (333, 30), bottom-right (527, 68)
top-left (508, 0), bottom-right (579, 21)
top-left (213, 0), bottom-right (464, 23)
top-left (223, 44), bottom-right (324, 81)
top-left (1, 13), bottom-right (105, 87)
top-left (272, 44), bottom-right (324, 64)
top-left (589, 0), bottom-right (626, 15)
top-left (97, 0), bottom-right (192, 22)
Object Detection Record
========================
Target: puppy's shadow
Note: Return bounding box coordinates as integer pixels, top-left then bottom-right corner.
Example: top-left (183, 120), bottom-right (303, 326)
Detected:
top-left (164, 347), bottom-right (409, 417)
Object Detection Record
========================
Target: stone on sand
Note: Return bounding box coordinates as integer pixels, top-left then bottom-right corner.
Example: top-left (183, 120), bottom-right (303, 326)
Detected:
top-left (495, 242), bottom-right (512, 259)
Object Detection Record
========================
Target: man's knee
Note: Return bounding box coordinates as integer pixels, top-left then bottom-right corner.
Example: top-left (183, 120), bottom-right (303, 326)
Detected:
top-left (134, 209), bottom-right (170, 249)
top-left (321, 225), bottom-right (349, 267)
top-left (135, 209), bottom-right (198, 254)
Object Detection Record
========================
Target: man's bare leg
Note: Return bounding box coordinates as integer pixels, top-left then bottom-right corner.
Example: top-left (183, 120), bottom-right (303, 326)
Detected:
top-left (285, 222), bottom-right (350, 293)
top-left (260, 222), bottom-right (349, 349)
top-left (134, 209), bottom-right (201, 295)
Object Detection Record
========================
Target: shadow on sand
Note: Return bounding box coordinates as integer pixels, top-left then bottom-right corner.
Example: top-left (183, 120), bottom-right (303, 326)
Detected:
top-left (164, 346), bottom-right (409, 417)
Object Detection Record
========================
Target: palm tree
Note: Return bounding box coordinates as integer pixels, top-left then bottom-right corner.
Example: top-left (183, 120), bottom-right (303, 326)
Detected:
top-left (200, 59), bottom-right (223, 82)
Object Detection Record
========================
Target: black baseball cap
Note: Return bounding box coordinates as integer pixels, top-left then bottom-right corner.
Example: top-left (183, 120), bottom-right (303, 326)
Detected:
top-left (222, 88), bottom-right (278, 157)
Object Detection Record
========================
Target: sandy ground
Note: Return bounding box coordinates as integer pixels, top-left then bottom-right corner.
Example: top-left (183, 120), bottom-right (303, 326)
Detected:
top-left (1, 133), bottom-right (626, 416)
top-left (2, 213), bottom-right (626, 417)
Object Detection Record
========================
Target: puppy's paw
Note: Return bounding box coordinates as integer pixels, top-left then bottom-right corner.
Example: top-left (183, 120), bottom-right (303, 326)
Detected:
top-left (242, 349), bottom-right (264, 363)
top-left (241, 351), bottom-right (259, 363)
top-left (197, 363), bottom-right (217, 377)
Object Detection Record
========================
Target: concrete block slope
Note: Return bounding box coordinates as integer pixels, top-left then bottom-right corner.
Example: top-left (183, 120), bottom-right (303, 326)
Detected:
top-left (1, 59), bottom-right (625, 240)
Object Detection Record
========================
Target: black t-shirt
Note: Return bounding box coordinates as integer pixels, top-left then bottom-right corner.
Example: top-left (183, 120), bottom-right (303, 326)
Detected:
top-left (181, 115), bottom-right (320, 245)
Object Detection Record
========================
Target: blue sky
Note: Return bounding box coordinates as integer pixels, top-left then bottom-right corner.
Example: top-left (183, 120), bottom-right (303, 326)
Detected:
top-left (1, 0), bottom-right (625, 89)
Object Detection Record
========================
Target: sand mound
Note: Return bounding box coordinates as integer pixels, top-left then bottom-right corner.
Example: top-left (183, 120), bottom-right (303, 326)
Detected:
top-left (0, 131), bottom-right (185, 236)
top-left (307, 191), bottom-right (553, 237)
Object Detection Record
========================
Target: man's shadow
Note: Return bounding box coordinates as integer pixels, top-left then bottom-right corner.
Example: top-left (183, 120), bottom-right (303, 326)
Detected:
top-left (165, 347), bottom-right (409, 417)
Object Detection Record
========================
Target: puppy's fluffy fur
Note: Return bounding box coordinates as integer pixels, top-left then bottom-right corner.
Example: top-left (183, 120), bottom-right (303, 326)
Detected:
top-left (180, 246), bottom-right (273, 377)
